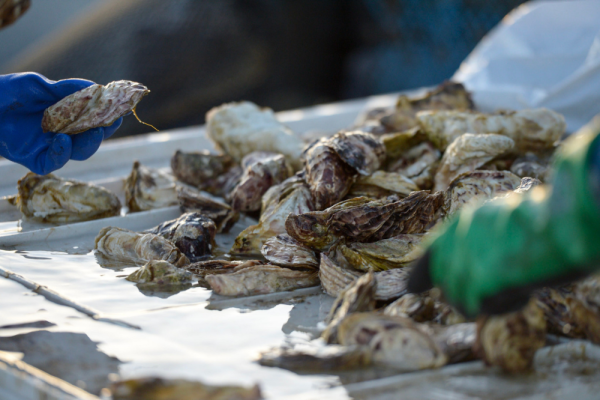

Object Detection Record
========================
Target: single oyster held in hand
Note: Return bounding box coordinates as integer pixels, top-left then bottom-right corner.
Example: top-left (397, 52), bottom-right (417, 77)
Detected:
top-left (146, 213), bottom-right (216, 262)
top-left (94, 226), bottom-right (189, 267)
top-left (170, 150), bottom-right (235, 190)
top-left (42, 80), bottom-right (150, 135)
top-left (261, 234), bottom-right (318, 270)
top-left (125, 161), bottom-right (178, 212)
top-left (126, 260), bottom-right (193, 284)
top-left (16, 173), bottom-right (121, 223)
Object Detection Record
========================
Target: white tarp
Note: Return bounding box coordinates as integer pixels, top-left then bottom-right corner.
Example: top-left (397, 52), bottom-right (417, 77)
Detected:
top-left (454, 0), bottom-right (600, 133)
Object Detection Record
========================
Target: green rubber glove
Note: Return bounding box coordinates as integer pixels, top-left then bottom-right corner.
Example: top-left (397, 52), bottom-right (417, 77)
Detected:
top-left (407, 118), bottom-right (600, 317)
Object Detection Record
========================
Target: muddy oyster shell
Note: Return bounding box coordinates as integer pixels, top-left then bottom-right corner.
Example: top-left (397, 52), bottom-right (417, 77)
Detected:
top-left (348, 171), bottom-right (419, 199)
top-left (170, 150), bottom-right (235, 191)
top-left (338, 234), bottom-right (424, 272)
top-left (418, 108), bottom-right (566, 152)
top-left (329, 131), bottom-right (386, 175)
top-left (177, 186), bottom-right (239, 233)
top-left (304, 138), bottom-right (355, 210)
top-left (125, 161), bottom-right (178, 212)
top-left (16, 173), bottom-right (121, 223)
top-left (231, 175), bottom-right (314, 255)
top-left (111, 377), bottom-right (261, 400)
top-left (443, 170), bottom-right (522, 216)
top-left (261, 234), bottom-right (318, 270)
top-left (94, 227), bottom-right (189, 267)
top-left (42, 81), bottom-right (149, 135)
top-left (205, 263), bottom-right (319, 297)
top-left (323, 272), bottom-right (377, 344)
top-left (146, 213), bottom-right (216, 262)
top-left (386, 142), bottom-right (441, 189)
top-left (230, 152), bottom-right (293, 212)
top-left (206, 101), bottom-right (304, 169)
top-left (476, 299), bottom-right (546, 373)
top-left (337, 313), bottom-right (447, 371)
top-left (126, 260), bottom-right (193, 284)
top-left (433, 133), bottom-right (515, 191)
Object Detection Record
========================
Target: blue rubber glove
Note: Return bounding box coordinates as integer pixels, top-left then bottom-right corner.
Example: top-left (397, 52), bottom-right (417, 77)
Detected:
top-left (0, 73), bottom-right (123, 175)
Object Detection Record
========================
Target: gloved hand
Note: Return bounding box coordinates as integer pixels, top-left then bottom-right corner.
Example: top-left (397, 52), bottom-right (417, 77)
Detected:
top-left (407, 118), bottom-right (600, 317)
top-left (0, 73), bottom-right (122, 175)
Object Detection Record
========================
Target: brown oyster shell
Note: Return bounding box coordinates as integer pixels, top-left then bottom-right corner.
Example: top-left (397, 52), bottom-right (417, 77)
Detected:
top-left (259, 345), bottom-right (372, 373)
top-left (318, 253), bottom-right (362, 298)
top-left (177, 186), bottom-right (239, 233)
top-left (339, 234), bottom-right (424, 272)
top-left (0, 0), bottom-right (30, 29)
top-left (42, 81), bottom-right (149, 135)
top-left (16, 172), bottom-right (121, 223)
top-left (261, 234), bottom-right (318, 270)
top-left (125, 161), bottom-right (178, 212)
top-left (230, 152), bottom-right (293, 212)
top-left (170, 150), bottom-right (235, 191)
top-left (386, 142), bottom-right (441, 189)
top-left (126, 260), bottom-right (193, 285)
top-left (146, 213), bottom-right (216, 262)
top-left (329, 131), bottom-right (386, 175)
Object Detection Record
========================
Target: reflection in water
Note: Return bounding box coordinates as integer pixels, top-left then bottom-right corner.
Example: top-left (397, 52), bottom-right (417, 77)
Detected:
top-left (135, 282), bottom-right (194, 299)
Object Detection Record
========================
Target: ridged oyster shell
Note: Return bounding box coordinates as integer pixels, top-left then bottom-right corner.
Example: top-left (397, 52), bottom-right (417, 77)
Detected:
top-left (177, 186), bottom-right (239, 233)
top-left (126, 260), bottom-right (193, 284)
top-left (338, 234), bottom-right (424, 272)
top-left (328, 131), bottom-right (386, 175)
top-left (170, 150), bottom-right (235, 192)
top-left (94, 226), bottom-right (189, 267)
top-left (387, 142), bottom-right (440, 189)
top-left (42, 81), bottom-right (149, 135)
top-left (16, 173), bottom-right (121, 223)
top-left (348, 171), bottom-right (419, 199)
top-left (261, 234), bottom-right (318, 270)
top-left (125, 161), bottom-right (178, 212)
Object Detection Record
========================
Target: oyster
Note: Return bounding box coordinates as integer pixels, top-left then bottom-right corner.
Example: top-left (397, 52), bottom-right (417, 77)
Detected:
top-left (231, 175), bottom-right (314, 255)
top-left (259, 345), bottom-right (372, 373)
top-left (338, 234), bottom-right (424, 272)
top-left (125, 161), bottom-right (178, 212)
top-left (230, 152), bottom-right (293, 212)
top-left (514, 177), bottom-right (542, 194)
top-left (418, 108), bottom-right (566, 152)
top-left (443, 170), bottom-right (522, 216)
top-left (205, 263), bottom-right (319, 297)
top-left (322, 272), bottom-right (377, 344)
top-left (476, 299), bottom-right (546, 373)
top-left (170, 150), bottom-right (235, 191)
top-left (94, 227), bottom-right (189, 267)
top-left (328, 131), bottom-right (386, 175)
top-left (126, 260), bottom-right (193, 284)
top-left (383, 293), bottom-right (436, 322)
top-left (146, 213), bottom-right (216, 262)
top-left (304, 138), bottom-right (355, 210)
top-left (0, 0), bottom-right (30, 29)
top-left (206, 101), bottom-right (304, 169)
top-left (372, 268), bottom-right (412, 302)
top-left (16, 173), bottom-right (121, 223)
top-left (178, 186), bottom-right (239, 233)
top-left (184, 259), bottom-right (247, 279)
top-left (426, 323), bottom-right (477, 364)
top-left (337, 313), bottom-right (447, 371)
top-left (574, 274), bottom-right (600, 313)
top-left (348, 171), bottom-right (419, 199)
top-left (386, 142), bottom-right (441, 189)
top-left (381, 128), bottom-right (426, 160)
top-left (319, 253), bottom-right (362, 298)
top-left (42, 81), bottom-right (149, 135)
top-left (433, 133), bottom-right (515, 191)
top-left (535, 287), bottom-right (586, 339)
top-left (111, 377), bottom-right (261, 400)
top-left (261, 234), bottom-right (318, 270)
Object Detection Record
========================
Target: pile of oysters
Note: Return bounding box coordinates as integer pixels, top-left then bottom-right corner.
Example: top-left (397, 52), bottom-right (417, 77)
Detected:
top-left (13, 81), bottom-right (600, 375)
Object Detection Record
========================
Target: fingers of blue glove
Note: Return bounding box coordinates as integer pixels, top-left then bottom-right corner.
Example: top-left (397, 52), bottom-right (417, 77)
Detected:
top-left (34, 134), bottom-right (72, 175)
top-left (102, 117), bottom-right (123, 139)
top-left (70, 128), bottom-right (104, 161)
top-left (407, 250), bottom-right (434, 294)
top-left (50, 77), bottom-right (96, 99)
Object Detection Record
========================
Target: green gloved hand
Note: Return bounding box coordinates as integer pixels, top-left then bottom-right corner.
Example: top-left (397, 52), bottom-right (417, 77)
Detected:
top-left (407, 118), bottom-right (600, 317)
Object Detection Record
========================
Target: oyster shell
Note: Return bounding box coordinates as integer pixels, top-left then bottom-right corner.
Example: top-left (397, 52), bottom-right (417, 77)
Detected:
top-left (230, 152), bottom-right (293, 212)
top-left (372, 268), bottom-right (412, 302)
top-left (514, 177), bottom-right (542, 194)
top-left (443, 170), bottom-right (522, 216)
top-left (206, 101), bottom-right (304, 169)
top-left (338, 234), bottom-right (424, 272)
top-left (476, 299), bottom-right (546, 373)
top-left (205, 263), bottom-right (319, 297)
top-left (322, 272), bottom-right (377, 344)
top-left (146, 213), bottom-right (216, 262)
top-left (184, 259), bottom-right (247, 279)
top-left (261, 234), bottom-right (318, 270)
top-left (386, 142), bottom-right (441, 189)
top-left (426, 323), bottom-right (477, 364)
top-left (259, 345), bottom-right (372, 373)
top-left (125, 161), bottom-right (178, 212)
top-left (0, 0), bottom-right (30, 29)
top-left (329, 131), bottom-right (386, 175)
top-left (348, 171), bottom-right (419, 199)
top-left (111, 377), bottom-right (261, 400)
top-left (418, 108), bottom-right (566, 152)
top-left (433, 133), bottom-right (515, 191)
top-left (337, 313), bottom-right (447, 371)
top-left (177, 186), bottom-right (239, 233)
top-left (231, 175), bottom-right (314, 255)
top-left (384, 292), bottom-right (465, 325)
top-left (126, 260), bottom-right (193, 284)
top-left (535, 287), bottom-right (586, 339)
top-left (16, 173), bottom-right (121, 223)
top-left (42, 81), bottom-right (149, 135)
top-left (170, 150), bottom-right (235, 191)
top-left (381, 128), bottom-right (426, 160)
top-left (304, 138), bottom-right (355, 210)
top-left (94, 227), bottom-right (189, 267)
top-left (319, 253), bottom-right (363, 298)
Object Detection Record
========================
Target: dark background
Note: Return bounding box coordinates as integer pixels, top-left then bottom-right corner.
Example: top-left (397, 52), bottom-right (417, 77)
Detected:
top-left (0, 0), bottom-right (527, 138)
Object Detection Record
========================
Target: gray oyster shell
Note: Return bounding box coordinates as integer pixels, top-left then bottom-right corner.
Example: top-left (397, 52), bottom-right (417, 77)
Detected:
top-left (387, 142), bottom-right (441, 190)
top-left (125, 161), bottom-right (178, 212)
top-left (329, 131), bottom-right (386, 175)
top-left (177, 186), bottom-right (239, 233)
top-left (261, 234), bottom-right (318, 270)
top-left (126, 260), bottom-right (193, 284)
top-left (170, 150), bottom-right (235, 192)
